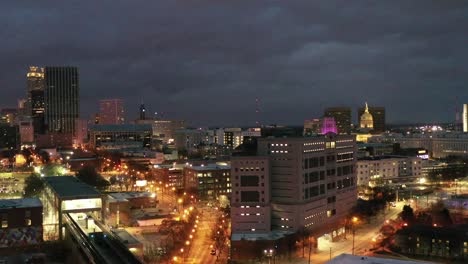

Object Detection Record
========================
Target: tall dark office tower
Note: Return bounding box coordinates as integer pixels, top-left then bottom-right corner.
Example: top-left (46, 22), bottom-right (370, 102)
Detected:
top-left (44, 67), bottom-right (79, 135)
top-left (358, 106), bottom-right (386, 133)
top-left (139, 104), bottom-right (146, 120)
top-left (324, 107), bottom-right (351, 134)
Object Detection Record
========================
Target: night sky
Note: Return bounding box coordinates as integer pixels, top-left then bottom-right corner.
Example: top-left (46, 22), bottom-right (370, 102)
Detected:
top-left (1, 1), bottom-right (467, 126)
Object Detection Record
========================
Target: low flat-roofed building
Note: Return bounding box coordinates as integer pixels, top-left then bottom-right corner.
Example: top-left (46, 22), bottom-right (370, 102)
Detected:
top-left (42, 176), bottom-right (103, 240)
top-left (104, 192), bottom-right (156, 227)
top-left (0, 198), bottom-right (43, 248)
top-left (356, 155), bottom-right (422, 187)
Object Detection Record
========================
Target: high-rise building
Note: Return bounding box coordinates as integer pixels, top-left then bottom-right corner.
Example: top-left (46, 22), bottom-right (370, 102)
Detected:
top-left (0, 124), bottom-right (19, 150)
top-left (358, 105), bottom-right (385, 133)
top-left (44, 67), bottom-right (79, 135)
top-left (26, 66), bottom-right (44, 117)
top-left (324, 107), bottom-right (351, 134)
top-left (99, 99), bottom-right (125, 125)
top-left (0, 108), bottom-right (18, 125)
top-left (231, 134), bottom-right (357, 260)
top-left (321, 117), bottom-right (338, 134)
top-left (19, 120), bottom-right (34, 144)
top-left (463, 104), bottom-right (468, 133)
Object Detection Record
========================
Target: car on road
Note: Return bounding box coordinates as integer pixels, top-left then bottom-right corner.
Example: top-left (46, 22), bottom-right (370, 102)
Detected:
top-left (210, 249), bottom-right (216, 255)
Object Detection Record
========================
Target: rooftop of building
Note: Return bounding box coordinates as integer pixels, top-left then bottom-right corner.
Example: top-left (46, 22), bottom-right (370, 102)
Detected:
top-left (357, 155), bottom-right (418, 161)
top-left (186, 164), bottom-right (230, 171)
top-left (326, 254), bottom-right (434, 264)
top-left (231, 230), bottom-right (293, 241)
top-left (43, 176), bottom-right (102, 200)
top-left (108, 192), bottom-right (155, 202)
top-left (0, 198), bottom-right (42, 209)
top-left (258, 133), bottom-right (355, 141)
top-left (89, 124), bottom-right (152, 132)
top-left (112, 229), bottom-right (141, 246)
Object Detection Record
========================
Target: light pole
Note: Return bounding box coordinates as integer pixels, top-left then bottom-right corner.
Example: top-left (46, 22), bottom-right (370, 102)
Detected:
top-left (352, 217), bottom-right (359, 255)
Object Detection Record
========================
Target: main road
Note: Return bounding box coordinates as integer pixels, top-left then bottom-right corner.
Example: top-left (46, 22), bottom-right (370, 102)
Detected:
top-left (183, 206), bottom-right (221, 264)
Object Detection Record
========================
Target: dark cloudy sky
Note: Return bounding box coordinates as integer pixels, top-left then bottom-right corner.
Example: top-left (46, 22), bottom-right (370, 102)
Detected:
top-left (1, 0), bottom-right (467, 126)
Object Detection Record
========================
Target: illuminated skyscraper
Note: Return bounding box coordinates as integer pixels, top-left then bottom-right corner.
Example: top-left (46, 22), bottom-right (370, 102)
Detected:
top-left (27, 66), bottom-right (45, 134)
top-left (44, 67), bottom-right (79, 135)
top-left (99, 99), bottom-right (125, 125)
top-left (321, 117), bottom-right (338, 134)
top-left (324, 107), bottom-right (351, 134)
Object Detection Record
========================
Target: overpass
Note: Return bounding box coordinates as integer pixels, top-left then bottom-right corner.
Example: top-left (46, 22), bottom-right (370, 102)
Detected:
top-left (64, 213), bottom-right (143, 264)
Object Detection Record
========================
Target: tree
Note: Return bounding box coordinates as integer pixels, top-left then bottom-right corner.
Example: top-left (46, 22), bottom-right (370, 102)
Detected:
top-left (401, 205), bottom-right (415, 223)
top-left (109, 175), bottom-right (117, 185)
top-left (24, 174), bottom-right (44, 198)
top-left (76, 166), bottom-right (109, 190)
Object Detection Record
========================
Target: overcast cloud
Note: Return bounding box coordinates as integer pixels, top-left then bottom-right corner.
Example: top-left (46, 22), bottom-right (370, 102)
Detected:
top-left (1, 0), bottom-right (467, 126)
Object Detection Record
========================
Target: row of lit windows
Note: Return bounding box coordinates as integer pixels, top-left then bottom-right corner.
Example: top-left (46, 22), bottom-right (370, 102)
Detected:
top-left (304, 211), bottom-right (326, 220)
top-left (240, 213), bottom-right (262, 216)
top-left (304, 148), bottom-right (325, 153)
top-left (270, 143), bottom-right (289, 147)
top-left (271, 150), bottom-right (289, 154)
top-left (336, 139), bottom-right (353, 143)
top-left (304, 142), bottom-right (324, 146)
top-left (240, 205), bottom-right (262, 208)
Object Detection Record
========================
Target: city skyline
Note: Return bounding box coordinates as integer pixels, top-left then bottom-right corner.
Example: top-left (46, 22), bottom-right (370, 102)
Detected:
top-left (1, 1), bottom-right (468, 127)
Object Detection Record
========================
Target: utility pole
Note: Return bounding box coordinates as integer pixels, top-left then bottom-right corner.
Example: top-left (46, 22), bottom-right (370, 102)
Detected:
top-left (352, 227), bottom-right (356, 255)
top-left (329, 247), bottom-right (332, 261)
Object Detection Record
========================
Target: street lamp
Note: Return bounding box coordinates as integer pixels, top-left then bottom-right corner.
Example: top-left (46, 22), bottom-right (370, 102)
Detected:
top-left (352, 217), bottom-right (359, 255)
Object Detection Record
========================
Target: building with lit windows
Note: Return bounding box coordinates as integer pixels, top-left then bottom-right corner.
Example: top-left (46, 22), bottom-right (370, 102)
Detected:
top-left (136, 119), bottom-right (186, 143)
top-left (19, 120), bottom-right (34, 144)
top-left (184, 164), bottom-right (231, 200)
top-left (0, 198), bottom-right (43, 248)
top-left (0, 124), bottom-right (19, 150)
top-left (231, 156), bottom-right (271, 235)
top-left (88, 124), bottom-right (152, 151)
top-left (303, 118), bottom-right (321, 136)
top-left (0, 108), bottom-right (18, 125)
top-left (99, 99), bottom-right (125, 125)
top-left (215, 128), bottom-right (261, 149)
top-left (395, 133), bottom-right (468, 159)
top-left (356, 156), bottom-right (422, 187)
top-left (324, 107), bottom-right (352, 134)
top-left (42, 176), bottom-right (103, 240)
top-left (230, 134), bottom-right (357, 260)
top-left (27, 66), bottom-right (46, 135)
